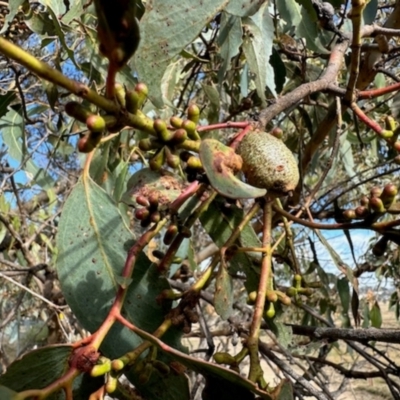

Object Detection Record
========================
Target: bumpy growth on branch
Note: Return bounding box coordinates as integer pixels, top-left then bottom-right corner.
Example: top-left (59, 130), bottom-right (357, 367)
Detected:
top-left (238, 129), bottom-right (300, 197)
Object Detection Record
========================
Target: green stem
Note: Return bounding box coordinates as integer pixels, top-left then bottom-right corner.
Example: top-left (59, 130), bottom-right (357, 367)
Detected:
top-left (0, 37), bottom-right (118, 113)
top-left (247, 199), bottom-right (273, 384)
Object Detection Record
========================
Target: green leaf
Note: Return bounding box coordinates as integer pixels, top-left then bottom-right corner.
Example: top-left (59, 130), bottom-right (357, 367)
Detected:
top-left (364, 0), bottom-right (378, 25)
top-left (0, 92), bottom-right (16, 119)
top-left (61, 0), bottom-right (85, 24)
top-left (42, 80), bottom-right (59, 111)
top-left (0, 109), bottom-right (53, 189)
top-left (127, 360), bottom-right (190, 400)
top-left (225, 0), bottom-right (264, 17)
top-left (339, 134), bottom-right (356, 179)
top-left (370, 301), bottom-right (382, 328)
top-left (135, 0), bottom-right (229, 108)
top-left (56, 177), bottom-right (189, 399)
top-left (0, 0), bottom-right (25, 34)
top-left (161, 60), bottom-right (182, 106)
top-left (242, 4), bottom-right (276, 104)
top-left (202, 84), bottom-right (220, 125)
top-left (277, 0), bottom-right (327, 54)
top-left (266, 320), bottom-right (293, 349)
top-left (337, 277), bottom-right (350, 315)
top-left (0, 385), bottom-right (18, 400)
top-left (57, 177), bottom-right (165, 335)
top-left (25, 9), bottom-right (57, 36)
top-left (0, 346), bottom-right (103, 400)
top-left (217, 13), bottom-right (242, 82)
top-left (275, 380), bottom-right (294, 400)
top-left (38, 0), bottom-right (67, 17)
top-left (270, 49), bottom-right (286, 94)
top-left (41, 3), bottom-right (79, 68)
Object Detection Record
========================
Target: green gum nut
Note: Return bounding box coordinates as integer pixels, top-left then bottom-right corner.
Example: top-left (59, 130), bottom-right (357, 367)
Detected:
top-left (293, 274), bottom-right (302, 287)
top-left (342, 209), bottom-right (357, 220)
top-left (270, 127), bottom-right (284, 139)
top-left (182, 120), bottom-right (200, 140)
top-left (165, 147), bottom-right (180, 168)
top-left (297, 287), bottom-right (313, 296)
top-left (380, 183), bottom-right (398, 209)
top-left (369, 197), bottom-right (386, 213)
top-left (65, 101), bottom-right (92, 123)
top-left (114, 83), bottom-right (126, 108)
top-left (126, 89), bottom-right (140, 114)
top-left (355, 206), bottom-right (370, 218)
top-left (105, 375), bottom-right (118, 393)
top-left (91, 359), bottom-right (111, 377)
top-left (163, 224), bottom-right (178, 245)
top-left (134, 83), bottom-right (148, 109)
top-left (247, 291), bottom-right (257, 304)
top-left (370, 186), bottom-right (382, 198)
top-left (86, 115), bottom-right (106, 133)
top-left (78, 133), bottom-right (101, 153)
top-left (394, 142), bottom-right (400, 153)
top-left (170, 116), bottom-right (183, 129)
top-left (154, 119), bottom-right (173, 142)
top-left (111, 359), bottom-right (125, 371)
top-left (385, 116), bottom-right (397, 131)
top-left (170, 128), bottom-right (188, 145)
top-left (266, 290), bottom-right (278, 302)
top-left (178, 140), bottom-right (201, 152)
top-left (187, 104), bottom-right (200, 124)
top-left (149, 147), bottom-right (166, 171)
top-left (277, 293), bottom-right (291, 306)
top-left (265, 303), bottom-right (275, 318)
top-left (139, 138), bottom-right (162, 151)
top-left (187, 156), bottom-right (203, 170)
top-left (380, 129), bottom-right (393, 139)
top-left (213, 352), bottom-right (236, 365)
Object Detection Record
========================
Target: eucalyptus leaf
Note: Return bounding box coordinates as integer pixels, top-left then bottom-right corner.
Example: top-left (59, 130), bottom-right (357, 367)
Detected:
top-left (242, 3), bottom-right (276, 104)
top-left (135, 0), bottom-right (229, 107)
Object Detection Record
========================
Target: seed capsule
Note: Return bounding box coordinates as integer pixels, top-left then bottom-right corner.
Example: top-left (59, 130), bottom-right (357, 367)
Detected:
top-left (86, 115), bottom-right (106, 133)
top-left (149, 147), bottom-right (166, 171)
top-left (187, 104), bottom-right (200, 124)
top-left (369, 197), bottom-right (386, 213)
top-left (163, 224), bottom-right (178, 245)
top-left (238, 129), bottom-right (299, 197)
top-left (65, 101), bottom-right (92, 123)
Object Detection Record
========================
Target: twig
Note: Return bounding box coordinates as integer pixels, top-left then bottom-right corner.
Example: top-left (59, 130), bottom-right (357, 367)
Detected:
top-left (0, 271), bottom-right (66, 310)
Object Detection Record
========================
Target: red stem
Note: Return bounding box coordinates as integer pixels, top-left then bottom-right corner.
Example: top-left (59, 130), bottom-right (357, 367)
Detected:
top-left (197, 121), bottom-right (250, 132)
top-left (359, 82), bottom-right (400, 100)
top-left (229, 123), bottom-right (254, 150)
top-left (351, 103), bottom-right (383, 134)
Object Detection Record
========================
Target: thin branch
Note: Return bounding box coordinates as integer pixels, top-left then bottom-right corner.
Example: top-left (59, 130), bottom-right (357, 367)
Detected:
top-left (0, 271), bottom-right (67, 310)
